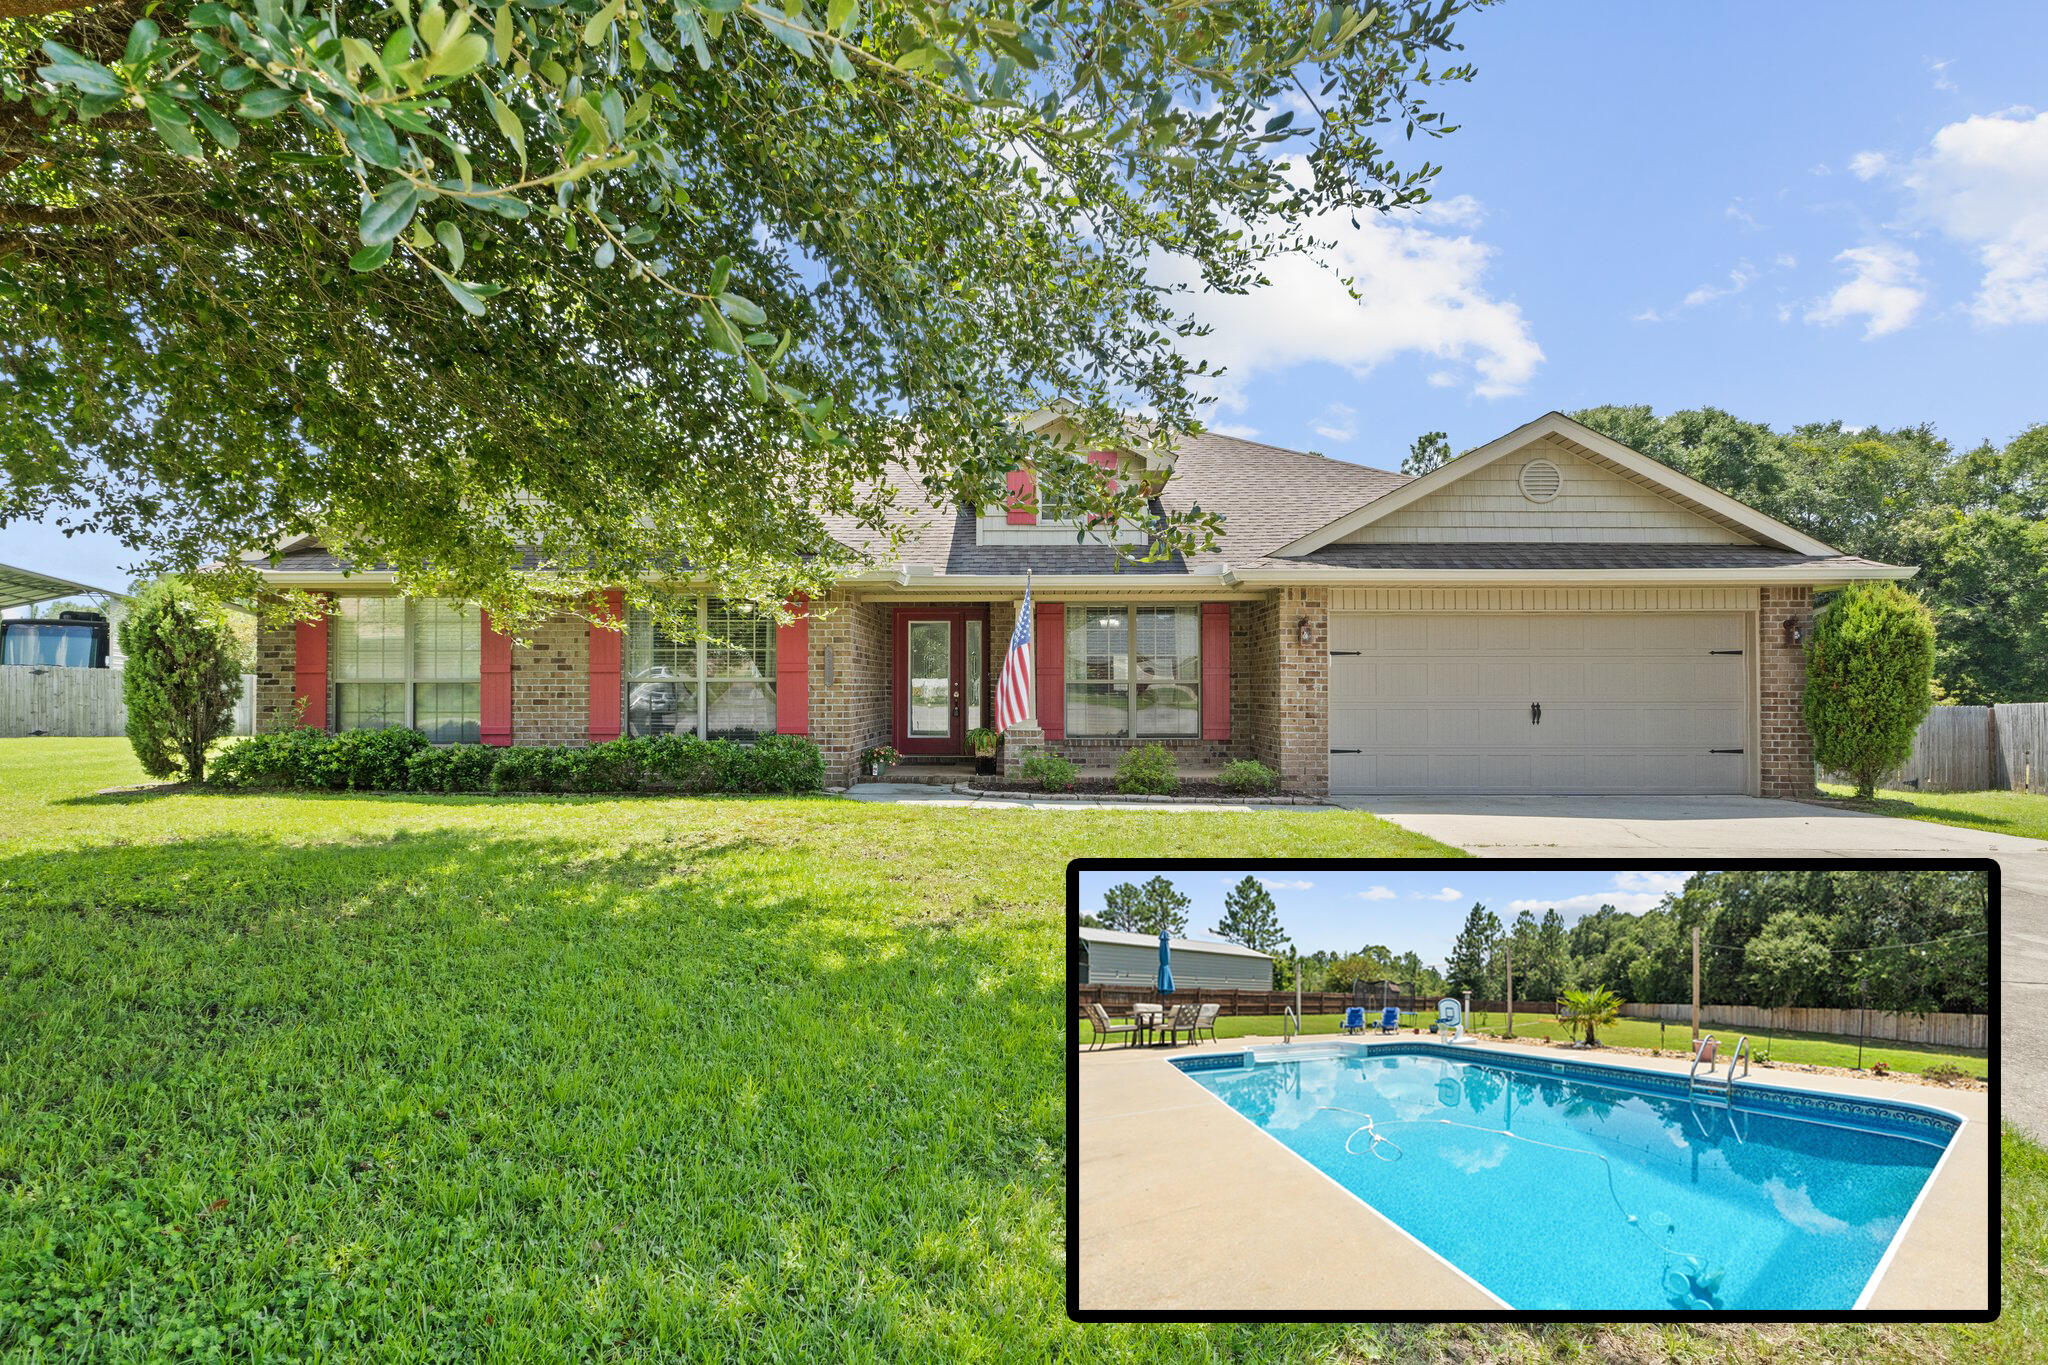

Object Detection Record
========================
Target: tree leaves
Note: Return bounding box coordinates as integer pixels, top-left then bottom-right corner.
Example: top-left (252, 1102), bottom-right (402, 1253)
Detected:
top-left (359, 182), bottom-right (423, 245)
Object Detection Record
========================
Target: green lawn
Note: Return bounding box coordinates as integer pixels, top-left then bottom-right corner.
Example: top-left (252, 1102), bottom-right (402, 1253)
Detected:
top-left (1818, 780), bottom-right (2048, 842)
top-left (1080, 1010), bottom-right (1988, 1078)
top-left (0, 739), bottom-right (2033, 1361)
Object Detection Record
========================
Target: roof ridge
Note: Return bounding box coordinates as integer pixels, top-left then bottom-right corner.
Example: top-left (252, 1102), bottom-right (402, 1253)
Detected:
top-left (1194, 429), bottom-right (1407, 480)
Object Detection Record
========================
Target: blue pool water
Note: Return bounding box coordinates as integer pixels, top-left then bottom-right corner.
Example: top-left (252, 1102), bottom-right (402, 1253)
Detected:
top-left (1179, 1043), bottom-right (1957, 1310)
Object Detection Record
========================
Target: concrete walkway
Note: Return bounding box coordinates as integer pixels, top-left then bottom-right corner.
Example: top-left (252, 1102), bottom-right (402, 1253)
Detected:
top-left (1341, 795), bottom-right (2039, 1144)
top-left (1076, 1035), bottom-right (1988, 1312)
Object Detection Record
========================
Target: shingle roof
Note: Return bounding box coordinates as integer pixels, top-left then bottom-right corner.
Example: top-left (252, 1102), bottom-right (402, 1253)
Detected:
top-left (1294, 544), bottom-right (1897, 572)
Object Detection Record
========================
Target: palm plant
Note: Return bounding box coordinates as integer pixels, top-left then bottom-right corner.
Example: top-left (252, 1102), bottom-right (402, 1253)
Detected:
top-left (1560, 987), bottom-right (1624, 1047)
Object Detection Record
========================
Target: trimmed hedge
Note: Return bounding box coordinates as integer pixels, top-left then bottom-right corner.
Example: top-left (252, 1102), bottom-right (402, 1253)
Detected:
top-left (208, 730), bottom-right (826, 796)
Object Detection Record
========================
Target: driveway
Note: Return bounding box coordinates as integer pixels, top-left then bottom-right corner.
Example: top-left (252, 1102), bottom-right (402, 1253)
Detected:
top-left (1340, 794), bottom-right (2043, 1144)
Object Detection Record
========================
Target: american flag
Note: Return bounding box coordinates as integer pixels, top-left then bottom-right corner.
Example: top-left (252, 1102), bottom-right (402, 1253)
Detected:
top-left (995, 573), bottom-right (1035, 732)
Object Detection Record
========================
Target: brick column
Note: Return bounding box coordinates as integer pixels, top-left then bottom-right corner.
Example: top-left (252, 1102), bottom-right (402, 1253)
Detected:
top-left (253, 616), bottom-right (302, 733)
top-left (1759, 585), bottom-right (1815, 798)
top-left (510, 611), bottom-right (592, 745)
top-left (1247, 587), bottom-right (1329, 797)
top-left (807, 589), bottom-right (892, 786)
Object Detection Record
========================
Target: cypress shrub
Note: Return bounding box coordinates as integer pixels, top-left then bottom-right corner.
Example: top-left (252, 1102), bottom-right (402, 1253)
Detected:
top-left (1804, 583), bottom-right (1936, 798)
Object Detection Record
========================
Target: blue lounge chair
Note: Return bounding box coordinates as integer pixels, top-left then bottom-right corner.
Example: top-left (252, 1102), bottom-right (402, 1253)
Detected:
top-left (1379, 1006), bottom-right (1401, 1034)
top-left (1342, 1006), bottom-right (1365, 1034)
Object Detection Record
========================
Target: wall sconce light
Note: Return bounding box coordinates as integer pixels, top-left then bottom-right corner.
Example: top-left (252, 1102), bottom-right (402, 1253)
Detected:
top-left (1782, 617), bottom-right (1804, 648)
top-left (1297, 616), bottom-right (1312, 646)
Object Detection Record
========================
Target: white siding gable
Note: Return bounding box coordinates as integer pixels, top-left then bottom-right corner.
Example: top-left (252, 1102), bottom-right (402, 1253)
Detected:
top-left (1339, 438), bottom-right (1759, 546)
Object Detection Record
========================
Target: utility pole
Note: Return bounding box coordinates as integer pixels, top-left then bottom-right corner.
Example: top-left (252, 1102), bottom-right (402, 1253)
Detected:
top-left (1505, 942), bottom-right (1514, 1038)
top-left (1691, 926), bottom-right (1701, 1045)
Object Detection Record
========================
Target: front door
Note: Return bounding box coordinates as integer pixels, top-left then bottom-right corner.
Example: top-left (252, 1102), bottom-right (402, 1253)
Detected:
top-left (893, 607), bottom-right (987, 755)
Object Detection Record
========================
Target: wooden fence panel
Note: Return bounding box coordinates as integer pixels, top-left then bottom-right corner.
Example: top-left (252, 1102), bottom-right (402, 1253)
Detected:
top-left (1822, 701), bottom-right (2048, 793)
top-left (1, 666), bottom-right (257, 739)
top-left (1619, 1001), bottom-right (1985, 1049)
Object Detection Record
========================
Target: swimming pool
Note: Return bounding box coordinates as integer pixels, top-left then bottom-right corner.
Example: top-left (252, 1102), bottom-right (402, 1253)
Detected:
top-left (1174, 1042), bottom-right (1961, 1311)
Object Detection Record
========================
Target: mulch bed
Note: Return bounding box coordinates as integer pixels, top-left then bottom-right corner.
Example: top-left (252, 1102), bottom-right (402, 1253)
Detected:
top-left (967, 777), bottom-right (1293, 801)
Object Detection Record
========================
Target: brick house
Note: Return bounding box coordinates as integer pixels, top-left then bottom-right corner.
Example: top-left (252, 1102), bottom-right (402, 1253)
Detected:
top-left (248, 411), bottom-right (1912, 798)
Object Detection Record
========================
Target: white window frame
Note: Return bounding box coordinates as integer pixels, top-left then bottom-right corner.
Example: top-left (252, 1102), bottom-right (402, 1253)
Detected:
top-left (625, 597), bottom-right (777, 741)
top-left (330, 596), bottom-right (480, 740)
top-left (1064, 604), bottom-right (1201, 740)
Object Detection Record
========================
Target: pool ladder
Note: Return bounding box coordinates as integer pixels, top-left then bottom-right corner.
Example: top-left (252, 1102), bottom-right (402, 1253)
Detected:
top-left (1688, 1036), bottom-right (1751, 1142)
top-left (1283, 1007), bottom-right (1297, 1044)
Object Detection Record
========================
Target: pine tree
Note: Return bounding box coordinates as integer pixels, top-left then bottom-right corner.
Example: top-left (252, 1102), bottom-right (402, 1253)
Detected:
top-left (1445, 903), bottom-right (1499, 997)
top-left (1213, 876), bottom-right (1292, 978)
top-left (1096, 877), bottom-right (1190, 937)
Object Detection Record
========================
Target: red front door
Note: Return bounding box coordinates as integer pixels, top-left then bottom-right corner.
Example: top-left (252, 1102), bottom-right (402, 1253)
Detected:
top-left (893, 607), bottom-right (988, 755)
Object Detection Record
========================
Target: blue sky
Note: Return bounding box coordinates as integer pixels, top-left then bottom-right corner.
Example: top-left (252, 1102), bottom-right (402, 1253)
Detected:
top-left (1076, 868), bottom-right (1698, 969)
top-left (7, 3), bottom-right (2045, 596)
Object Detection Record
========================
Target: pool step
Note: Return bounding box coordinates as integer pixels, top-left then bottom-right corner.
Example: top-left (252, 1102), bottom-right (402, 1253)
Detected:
top-left (1691, 1075), bottom-right (1733, 1108)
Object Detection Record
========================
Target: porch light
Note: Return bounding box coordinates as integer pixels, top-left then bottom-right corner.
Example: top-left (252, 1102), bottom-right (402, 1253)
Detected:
top-left (1297, 616), bottom-right (1312, 645)
top-left (1782, 617), bottom-right (1804, 648)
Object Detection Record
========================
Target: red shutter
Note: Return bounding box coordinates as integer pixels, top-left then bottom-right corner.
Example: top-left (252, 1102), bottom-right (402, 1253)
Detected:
top-left (588, 590), bottom-right (624, 742)
top-left (1005, 468), bottom-right (1037, 525)
top-left (775, 595), bottom-right (810, 735)
top-left (479, 609), bottom-right (513, 746)
top-left (1087, 449), bottom-right (1120, 494)
top-left (1200, 602), bottom-right (1231, 741)
top-left (1035, 599), bottom-right (1065, 740)
top-left (292, 594), bottom-right (330, 730)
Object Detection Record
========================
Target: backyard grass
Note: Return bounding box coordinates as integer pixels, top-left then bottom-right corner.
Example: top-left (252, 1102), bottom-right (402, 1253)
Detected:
top-left (0, 738), bottom-right (2030, 1361)
top-left (1081, 1009), bottom-right (1988, 1079)
top-left (1817, 780), bottom-right (2048, 842)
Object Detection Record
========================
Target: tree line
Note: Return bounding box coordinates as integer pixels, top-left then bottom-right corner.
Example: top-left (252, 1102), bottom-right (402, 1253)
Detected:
top-left (1442, 869), bottom-right (1987, 1017)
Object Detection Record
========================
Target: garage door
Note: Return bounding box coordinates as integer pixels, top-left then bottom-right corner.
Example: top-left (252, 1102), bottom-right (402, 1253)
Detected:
top-left (1328, 613), bottom-right (1749, 794)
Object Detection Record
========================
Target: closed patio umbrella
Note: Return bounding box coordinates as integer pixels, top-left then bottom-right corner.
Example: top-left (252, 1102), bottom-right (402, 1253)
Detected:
top-left (1156, 930), bottom-right (1174, 994)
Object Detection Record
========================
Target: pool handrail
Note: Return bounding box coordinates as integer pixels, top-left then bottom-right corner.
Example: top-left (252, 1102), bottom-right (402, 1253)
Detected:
top-left (1283, 1007), bottom-right (1297, 1044)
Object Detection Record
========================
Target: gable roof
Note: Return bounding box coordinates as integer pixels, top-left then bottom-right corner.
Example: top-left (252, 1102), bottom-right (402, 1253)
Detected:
top-left (1268, 411), bottom-right (1843, 559)
top-left (1077, 927), bottom-right (1273, 960)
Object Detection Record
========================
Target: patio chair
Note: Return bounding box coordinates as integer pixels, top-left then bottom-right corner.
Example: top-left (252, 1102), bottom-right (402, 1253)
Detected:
top-left (1155, 1003), bottom-right (1200, 1046)
top-left (1085, 1002), bottom-right (1140, 1050)
top-left (1342, 1007), bottom-right (1365, 1035)
top-left (1193, 1003), bottom-right (1221, 1044)
top-left (1379, 1006), bottom-right (1401, 1034)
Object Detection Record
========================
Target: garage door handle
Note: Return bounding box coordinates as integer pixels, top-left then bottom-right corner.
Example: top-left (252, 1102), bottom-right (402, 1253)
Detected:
top-left (1530, 702), bottom-right (1541, 724)
top-left (1329, 650), bottom-right (1361, 657)
top-left (1330, 748), bottom-right (1361, 754)
top-left (1709, 649), bottom-right (1744, 656)
top-left (1710, 748), bottom-right (1745, 754)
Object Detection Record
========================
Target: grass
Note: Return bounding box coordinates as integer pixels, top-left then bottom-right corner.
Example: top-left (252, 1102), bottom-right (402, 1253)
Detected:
top-left (1080, 1010), bottom-right (1988, 1078)
top-left (1817, 780), bottom-right (2048, 842)
top-left (0, 738), bottom-right (2031, 1361)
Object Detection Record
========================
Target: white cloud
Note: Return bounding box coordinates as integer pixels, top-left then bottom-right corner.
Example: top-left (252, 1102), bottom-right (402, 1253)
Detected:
top-left (1928, 57), bottom-right (1956, 94)
top-left (1260, 878), bottom-right (1315, 891)
top-left (1425, 370), bottom-right (1458, 388)
top-left (1353, 886), bottom-right (1398, 901)
top-left (1311, 402), bottom-right (1358, 442)
top-left (1413, 887), bottom-right (1463, 902)
top-left (1612, 870), bottom-right (1690, 894)
top-left (1774, 251), bottom-right (1798, 269)
top-left (1157, 198), bottom-right (1543, 406)
top-left (1896, 108), bottom-right (2048, 324)
top-left (1725, 199), bottom-right (1761, 230)
top-left (1506, 871), bottom-right (1689, 919)
top-left (1849, 150), bottom-right (1891, 181)
top-left (1804, 244), bottom-right (1926, 337)
top-left (1208, 422), bottom-right (1261, 439)
top-left (1415, 194), bottom-right (1485, 228)
top-left (1680, 261), bottom-right (1757, 309)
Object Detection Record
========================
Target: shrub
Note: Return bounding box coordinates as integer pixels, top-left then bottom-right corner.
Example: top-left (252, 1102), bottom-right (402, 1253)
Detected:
top-left (1020, 751), bottom-right (1078, 792)
top-left (405, 744), bottom-right (500, 793)
top-left (209, 727), bottom-right (332, 789)
top-left (119, 578), bottom-right (244, 784)
top-left (1922, 1061), bottom-right (1968, 1086)
top-left (1113, 743), bottom-right (1179, 795)
top-left (733, 734), bottom-right (827, 793)
top-left (327, 727), bottom-right (430, 790)
top-left (490, 746), bottom-right (571, 793)
top-left (644, 734), bottom-right (738, 794)
top-left (1805, 582), bottom-right (1936, 798)
top-left (1215, 759), bottom-right (1277, 795)
top-left (562, 737), bottom-right (653, 793)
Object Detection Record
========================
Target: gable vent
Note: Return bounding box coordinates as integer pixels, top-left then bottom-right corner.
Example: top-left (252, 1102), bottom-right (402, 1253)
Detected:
top-left (1518, 458), bottom-right (1563, 503)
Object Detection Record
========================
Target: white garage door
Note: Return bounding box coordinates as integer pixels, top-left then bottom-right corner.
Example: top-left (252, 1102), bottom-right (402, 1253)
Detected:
top-left (1328, 613), bottom-right (1749, 795)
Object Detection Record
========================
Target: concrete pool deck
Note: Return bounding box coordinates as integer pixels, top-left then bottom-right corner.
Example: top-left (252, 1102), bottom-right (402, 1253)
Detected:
top-left (1074, 1034), bottom-right (1991, 1314)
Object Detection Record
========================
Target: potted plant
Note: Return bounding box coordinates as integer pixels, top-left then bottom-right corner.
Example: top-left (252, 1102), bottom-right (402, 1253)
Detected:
top-left (966, 727), bottom-right (1000, 775)
top-left (859, 744), bottom-right (900, 779)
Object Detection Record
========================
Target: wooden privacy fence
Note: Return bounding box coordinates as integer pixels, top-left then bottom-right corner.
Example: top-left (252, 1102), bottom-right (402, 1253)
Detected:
top-left (1826, 701), bottom-right (2048, 793)
top-left (1621, 1001), bottom-right (1986, 1049)
top-left (1, 665), bottom-right (256, 739)
top-left (1077, 985), bottom-right (1483, 1018)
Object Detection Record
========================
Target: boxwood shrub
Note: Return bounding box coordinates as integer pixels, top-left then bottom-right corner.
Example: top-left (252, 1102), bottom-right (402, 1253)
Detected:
top-left (208, 729), bottom-right (826, 796)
